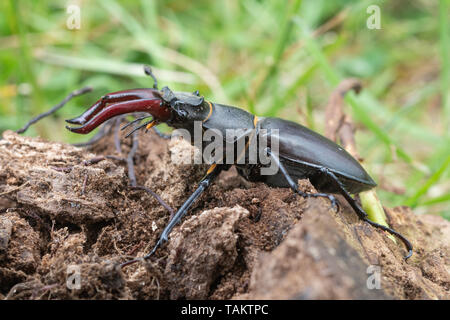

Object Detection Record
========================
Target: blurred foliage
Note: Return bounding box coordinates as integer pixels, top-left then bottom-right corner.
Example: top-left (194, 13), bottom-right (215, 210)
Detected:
top-left (0, 0), bottom-right (449, 217)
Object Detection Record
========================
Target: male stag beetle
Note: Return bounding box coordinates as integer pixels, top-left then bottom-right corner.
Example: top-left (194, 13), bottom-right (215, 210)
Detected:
top-left (66, 66), bottom-right (413, 267)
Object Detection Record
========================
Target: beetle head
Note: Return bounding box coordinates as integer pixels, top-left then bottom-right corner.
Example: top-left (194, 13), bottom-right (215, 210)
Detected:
top-left (159, 86), bottom-right (208, 123)
top-left (65, 86), bottom-right (208, 135)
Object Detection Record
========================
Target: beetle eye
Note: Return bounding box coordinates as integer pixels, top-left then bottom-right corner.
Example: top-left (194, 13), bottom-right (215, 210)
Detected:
top-left (177, 109), bottom-right (188, 117)
top-left (193, 90), bottom-right (200, 96)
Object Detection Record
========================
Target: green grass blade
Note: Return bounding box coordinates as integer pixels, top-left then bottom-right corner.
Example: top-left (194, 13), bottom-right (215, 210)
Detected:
top-left (253, 0), bottom-right (302, 113)
top-left (439, 0), bottom-right (450, 136)
top-left (295, 19), bottom-right (413, 164)
top-left (404, 155), bottom-right (450, 207)
top-left (419, 194), bottom-right (450, 207)
top-left (98, 0), bottom-right (227, 101)
top-left (35, 49), bottom-right (196, 84)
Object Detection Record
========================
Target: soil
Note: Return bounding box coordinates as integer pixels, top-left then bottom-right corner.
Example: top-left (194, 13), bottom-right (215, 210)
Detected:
top-left (0, 129), bottom-right (448, 300)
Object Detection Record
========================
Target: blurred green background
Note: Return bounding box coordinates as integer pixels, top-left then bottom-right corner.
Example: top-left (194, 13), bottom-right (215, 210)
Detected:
top-left (0, 0), bottom-right (449, 218)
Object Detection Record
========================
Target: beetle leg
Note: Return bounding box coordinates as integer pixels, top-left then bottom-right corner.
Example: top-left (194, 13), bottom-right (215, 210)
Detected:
top-left (16, 86), bottom-right (92, 134)
top-left (317, 167), bottom-right (413, 260)
top-left (265, 148), bottom-right (338, 210)
top-left (120, 164), bottom-right (224, 268)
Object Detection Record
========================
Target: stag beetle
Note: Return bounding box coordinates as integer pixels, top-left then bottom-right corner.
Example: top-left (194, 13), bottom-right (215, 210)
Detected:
top-left (66, 67), bottom-right (413, 267)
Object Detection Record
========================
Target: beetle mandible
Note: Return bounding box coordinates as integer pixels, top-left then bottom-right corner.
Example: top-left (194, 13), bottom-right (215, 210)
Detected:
top-left (66, 67), bottom-right (413, 267)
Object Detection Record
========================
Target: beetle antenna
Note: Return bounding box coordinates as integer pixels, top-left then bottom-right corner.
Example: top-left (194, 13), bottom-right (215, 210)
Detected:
top-left (121, 115), bottom-right (152, 131)
top-left (125, 120), bottom-right (153, 138)
top-left (144, 65), bottom-right (158, 89)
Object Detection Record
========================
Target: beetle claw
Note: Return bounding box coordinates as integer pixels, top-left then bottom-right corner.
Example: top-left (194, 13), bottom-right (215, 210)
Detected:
top-left (404, 249), bottom-right (413, 261)
top-left (65, 125), bottom-right (79, 133)
top-left (303, 192), bottom-right (339, 212)
top-left (328, 195), bottom-right (339, 211)
top-left (65, 117), bottom-right (84, 125)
